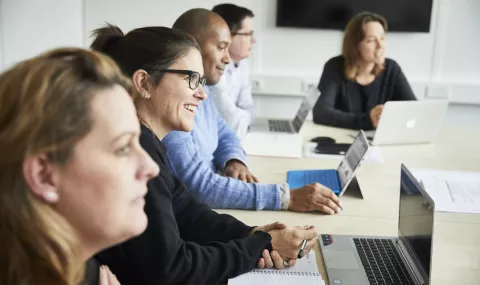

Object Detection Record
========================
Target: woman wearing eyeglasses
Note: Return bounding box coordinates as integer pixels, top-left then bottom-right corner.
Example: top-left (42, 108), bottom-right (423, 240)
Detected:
top-left (90, 24), bottom-right (317, 285)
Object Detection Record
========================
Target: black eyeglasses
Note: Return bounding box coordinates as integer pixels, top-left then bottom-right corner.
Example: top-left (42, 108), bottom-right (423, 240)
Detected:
top-left (159, 69), bottom-right (206, 90)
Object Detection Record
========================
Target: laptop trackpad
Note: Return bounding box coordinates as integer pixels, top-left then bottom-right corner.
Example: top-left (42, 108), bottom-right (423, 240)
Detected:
top-left (325, 250), bottom-right (360, 269)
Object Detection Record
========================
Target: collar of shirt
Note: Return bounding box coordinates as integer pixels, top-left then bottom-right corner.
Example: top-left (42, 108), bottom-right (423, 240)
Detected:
top-left (225, 62), bottom-right (238, 74)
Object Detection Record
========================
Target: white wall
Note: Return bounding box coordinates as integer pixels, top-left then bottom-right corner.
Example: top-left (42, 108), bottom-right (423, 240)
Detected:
top-left (434, 0), bottom-right (480, 82)
top-left (84, 0), bottom-right (433, 80)
top-left (248, 0), bottom-right (480, 118)
top-left (85, 0), bottom-right (217, 38)
top-left (0, 0), bottom-right (83, 70)
top-left (1, 0), bottom-right (479, 118)
top-left (84, 0), bottom-right (480, 118)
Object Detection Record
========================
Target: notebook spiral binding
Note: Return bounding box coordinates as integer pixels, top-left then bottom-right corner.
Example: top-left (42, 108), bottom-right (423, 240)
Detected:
top-left (250, 270), bottom-right (320, 276)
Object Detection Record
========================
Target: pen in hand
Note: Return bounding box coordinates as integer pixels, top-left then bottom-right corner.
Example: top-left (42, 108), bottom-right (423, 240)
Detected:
top-left (297, 239), bottom-right (307, 258)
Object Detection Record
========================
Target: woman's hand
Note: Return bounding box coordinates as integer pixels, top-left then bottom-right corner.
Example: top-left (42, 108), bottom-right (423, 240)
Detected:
top-left (99, 265), bottom-right (120, 285)
top-left (369, 104), bottom-right (384, 128)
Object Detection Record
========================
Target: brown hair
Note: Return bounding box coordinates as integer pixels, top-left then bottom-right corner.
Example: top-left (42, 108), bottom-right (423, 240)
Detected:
top-left (0, 48), bottom-right (131, 285)
top-left (90, 24), bottom-right (200, 107)
top-left (342, 12), bottom-right (388, 80)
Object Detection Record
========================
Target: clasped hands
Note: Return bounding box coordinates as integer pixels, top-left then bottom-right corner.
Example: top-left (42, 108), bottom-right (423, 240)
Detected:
top-left (251, 222), bottom-right (318, 270)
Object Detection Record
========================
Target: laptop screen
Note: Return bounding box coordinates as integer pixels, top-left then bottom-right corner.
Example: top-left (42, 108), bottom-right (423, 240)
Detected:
top-left (337, 132), bottom-right (369, 189)
top-left (291, 87), bottom-right (320, 133)
top-left (398, 166), bottom-right (434, 280)
top-left (291, 98), bottom-right (312, 133)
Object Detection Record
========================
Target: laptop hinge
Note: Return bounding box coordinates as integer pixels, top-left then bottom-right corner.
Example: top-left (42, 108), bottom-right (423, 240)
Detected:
top-left (395, 240), bottom-right (423, 285)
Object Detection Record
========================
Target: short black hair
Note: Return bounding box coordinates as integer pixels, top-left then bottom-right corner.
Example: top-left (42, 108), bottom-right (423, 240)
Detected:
top-left (212, 4), bottom-right (254, 34)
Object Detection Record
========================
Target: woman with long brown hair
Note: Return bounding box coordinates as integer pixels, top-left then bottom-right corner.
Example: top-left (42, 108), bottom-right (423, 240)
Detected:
top-left (312, 12), bottom-right (416, 130)
top-left (0, 48), bottom-right (159, 285)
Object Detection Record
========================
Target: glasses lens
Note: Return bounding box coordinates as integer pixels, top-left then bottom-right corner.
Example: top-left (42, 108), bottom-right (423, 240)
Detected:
top-left (190, 72), bottom-right (200, 89)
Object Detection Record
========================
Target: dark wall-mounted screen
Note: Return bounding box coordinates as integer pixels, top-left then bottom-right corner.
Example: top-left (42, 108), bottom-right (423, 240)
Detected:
top-left (276, 0), bottom-right (433, 33)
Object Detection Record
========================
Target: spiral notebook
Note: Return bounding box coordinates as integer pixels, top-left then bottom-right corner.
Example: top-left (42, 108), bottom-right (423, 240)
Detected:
top-left (228, 251), bottom-right (324, 285)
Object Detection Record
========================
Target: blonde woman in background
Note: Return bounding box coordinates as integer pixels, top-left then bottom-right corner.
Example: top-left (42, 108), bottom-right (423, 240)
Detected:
top-left (0, 48), bottom-right (159, 285)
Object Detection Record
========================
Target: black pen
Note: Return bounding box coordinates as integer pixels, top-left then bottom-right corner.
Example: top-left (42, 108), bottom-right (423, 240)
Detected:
top-left (297, 239), bottom-right (307, 258)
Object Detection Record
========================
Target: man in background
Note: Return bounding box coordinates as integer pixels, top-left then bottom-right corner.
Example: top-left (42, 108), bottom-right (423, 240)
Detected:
top-left (209, 3), bottom-right (256, 139)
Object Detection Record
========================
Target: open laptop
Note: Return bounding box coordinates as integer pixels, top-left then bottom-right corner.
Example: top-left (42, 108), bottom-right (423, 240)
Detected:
top-left (320, 164), bottom-right (434, 285)
top-left (249, 86), bottom-right (320, 134)
top-left (286, 130), bottom-right (369, 195)
top-left (358, 100), bottom-right (448, 145)
top-left (242, 86), bottom-right (320, 158)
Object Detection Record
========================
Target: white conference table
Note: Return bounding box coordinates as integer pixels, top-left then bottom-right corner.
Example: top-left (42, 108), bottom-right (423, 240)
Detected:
top-left (216, 122), bottom-right (480, 285)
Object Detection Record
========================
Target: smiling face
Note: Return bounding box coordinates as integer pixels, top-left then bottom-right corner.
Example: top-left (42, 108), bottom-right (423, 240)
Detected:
top-left (201, 20), bottom-right (232, 85)
top-left (54, 85), bottom-right (159, 252)
top-left (149, 47), bottom-right (207, 132)
top-left (358, 21), bottom-right (386, 65)
top-left (229, 16), bottom-right (256, 62)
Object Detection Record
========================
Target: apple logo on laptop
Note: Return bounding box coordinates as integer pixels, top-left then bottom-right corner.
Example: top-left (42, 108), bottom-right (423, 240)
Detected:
top-left (406, 119), bottom-right (416, 129)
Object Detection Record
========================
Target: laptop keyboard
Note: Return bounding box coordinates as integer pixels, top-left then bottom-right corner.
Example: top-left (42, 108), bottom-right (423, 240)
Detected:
top-left (354, 238), bottom-right (415, 285)
top-left (268, 119), bottom-right (292, 133)
top-left (287, 169), bottom-right (341, 193)
top-left (304, 170), bottom-right (341, 193)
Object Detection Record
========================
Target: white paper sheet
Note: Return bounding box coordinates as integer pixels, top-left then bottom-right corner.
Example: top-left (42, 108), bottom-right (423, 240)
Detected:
top-left (228, 275), bottom-right (324, 285)
top-left (252, 251), bottom-right (319, 274)
top-left (412, 168), bottom-right (480, 214)
top-left (242, 132), bottom-right (303, 158)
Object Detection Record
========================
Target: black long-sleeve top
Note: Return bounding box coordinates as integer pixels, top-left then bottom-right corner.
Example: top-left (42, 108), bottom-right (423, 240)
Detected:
top-left (95, 125), bottom-right (272, 285)
top-left (312, 56), bottom-right (416, 130)
top-left (83, 258), bottom-right (99, 285)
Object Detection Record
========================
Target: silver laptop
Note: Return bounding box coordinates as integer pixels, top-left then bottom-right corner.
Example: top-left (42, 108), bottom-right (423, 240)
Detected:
top-left (320, 164), bottom-right (434, 285)
top-left (361, 100), bottom-right (448, 145)
top-left (249, 86), bottom-right (320, 134)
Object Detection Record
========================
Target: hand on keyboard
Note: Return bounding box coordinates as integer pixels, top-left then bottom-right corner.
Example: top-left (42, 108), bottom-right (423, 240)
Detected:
top-left (288, 183), bottom-right (343, 214)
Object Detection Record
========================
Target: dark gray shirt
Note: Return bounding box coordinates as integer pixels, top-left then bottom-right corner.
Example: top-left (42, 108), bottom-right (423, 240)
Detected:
top-left (312, 56), bottom-right (416, 130)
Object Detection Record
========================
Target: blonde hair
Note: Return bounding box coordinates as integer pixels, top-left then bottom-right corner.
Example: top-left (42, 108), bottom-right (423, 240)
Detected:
top-left (0, 48), bottom-right (131, 285)
top-left (342, 12), bottom-right (388, 80)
